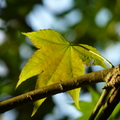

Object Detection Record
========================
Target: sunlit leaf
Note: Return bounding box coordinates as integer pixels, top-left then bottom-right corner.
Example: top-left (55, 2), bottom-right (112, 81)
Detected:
top-left (16, 29), bottom-right (110, 115)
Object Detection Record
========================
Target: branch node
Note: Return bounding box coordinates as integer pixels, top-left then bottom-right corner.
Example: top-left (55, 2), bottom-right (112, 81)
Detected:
top-left (27, 94), bottom-right (33, 100)
top-left (104, 65), bottom-right (120, 88)
top-left (58, 83), bottom-right (63, 91)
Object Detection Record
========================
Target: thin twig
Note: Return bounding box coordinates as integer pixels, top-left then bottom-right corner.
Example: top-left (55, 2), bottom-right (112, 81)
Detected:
top-left (96, 87), bottom-right (120, 120)
top-left (89, 88), bottom-right (111, 120)
top-left (89, 65), bottom-right (120, 120)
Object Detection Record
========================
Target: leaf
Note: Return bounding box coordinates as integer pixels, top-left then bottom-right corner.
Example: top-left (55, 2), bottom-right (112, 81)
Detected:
top-left (16, 29), bottom-right (110, 115)
top-left (75, 87), bottom-right (100, 120)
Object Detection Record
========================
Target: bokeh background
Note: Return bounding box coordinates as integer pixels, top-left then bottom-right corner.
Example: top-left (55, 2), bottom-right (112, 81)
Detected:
top-left (0, 0), bottom-right (120, 120)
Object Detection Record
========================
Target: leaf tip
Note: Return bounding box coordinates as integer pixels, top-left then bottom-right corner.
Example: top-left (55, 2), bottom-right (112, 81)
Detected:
top-left (15, 80), bottom-right (21, 89)
top-left (21, 32), bottom-right (27, 36)
top-left (31, 108), bottom-right (37, 117)
top-left (75, 101), bottom-right (81, 110)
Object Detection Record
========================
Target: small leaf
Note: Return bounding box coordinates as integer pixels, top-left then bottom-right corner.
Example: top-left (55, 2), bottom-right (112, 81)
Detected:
top-left (75, 87), bottom-right (100, 120)
top-left (16, 29), bottom-right (111, 115)
top-left (31, 98), bottom-right (45, 116)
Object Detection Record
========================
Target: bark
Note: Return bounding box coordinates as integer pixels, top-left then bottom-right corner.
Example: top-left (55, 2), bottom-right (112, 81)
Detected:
top-left (0, 66), bottom-right (116, 113)
top-left (96, 87), bottom-right (120, 120)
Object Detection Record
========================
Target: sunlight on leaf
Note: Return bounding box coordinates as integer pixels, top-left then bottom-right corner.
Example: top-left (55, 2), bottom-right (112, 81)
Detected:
top-left (16, 29), bottom-right (111, 115)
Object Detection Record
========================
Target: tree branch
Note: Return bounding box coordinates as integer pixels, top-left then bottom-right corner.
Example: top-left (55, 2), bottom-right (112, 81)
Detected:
top-left (0, 66), bottom-right (117, 113)
top-left (89, 65), bottom-right (120, 120)
top-left (96, 86), bottom-right (120, 120)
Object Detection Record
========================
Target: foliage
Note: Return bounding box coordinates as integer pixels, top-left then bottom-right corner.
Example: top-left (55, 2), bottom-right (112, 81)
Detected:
top-left (0, 0), bottom-right (120, 119)
top-left (75, 87), bottom-right (100, 120)
top-left (76, 87), bottom-right (120, 120)
top-left (16, 29), bottom-right (110, 115)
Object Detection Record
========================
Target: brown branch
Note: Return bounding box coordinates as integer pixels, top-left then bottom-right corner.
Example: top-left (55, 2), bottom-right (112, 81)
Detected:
top-left (96, 86), bottom-right (120, 120)
top-left (0, 66), bottom-right (116, 113)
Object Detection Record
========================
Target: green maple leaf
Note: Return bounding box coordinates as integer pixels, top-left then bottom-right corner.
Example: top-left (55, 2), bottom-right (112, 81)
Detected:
top-left (16, 29), bottom-right (112, 116)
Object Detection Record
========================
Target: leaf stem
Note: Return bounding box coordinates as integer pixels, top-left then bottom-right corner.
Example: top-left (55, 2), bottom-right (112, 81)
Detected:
top-left (89, 50), bottom-right (114, 68)
top-left (70, 43), bottom-right (114, 68)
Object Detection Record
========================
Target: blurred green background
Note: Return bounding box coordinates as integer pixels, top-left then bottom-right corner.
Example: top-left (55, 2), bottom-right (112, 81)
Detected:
top-left (0, 0), bottom-right (120, 120)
